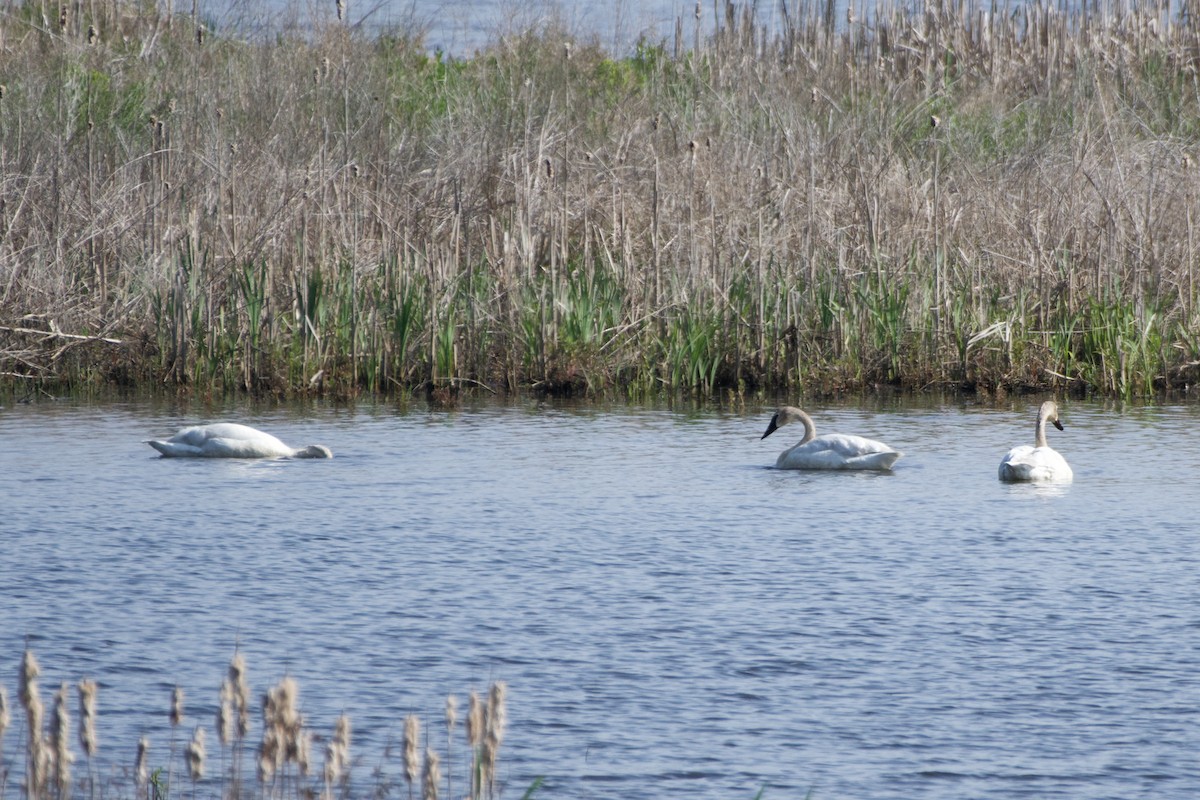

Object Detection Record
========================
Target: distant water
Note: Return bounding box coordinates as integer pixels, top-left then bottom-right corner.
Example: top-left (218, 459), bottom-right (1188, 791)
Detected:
top-left (3, 397), bottom-right (1200, 799)
top-left (200, 0), bottom-right (788, 54)
top-left (195, 0), bottom-right (1192, 57)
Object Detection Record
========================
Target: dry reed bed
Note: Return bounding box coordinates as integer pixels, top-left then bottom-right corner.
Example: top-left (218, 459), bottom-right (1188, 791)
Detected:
top-left (1, 0), bottom-right (1199, 399)
top-left (1, 648), bottom-right (512, 800)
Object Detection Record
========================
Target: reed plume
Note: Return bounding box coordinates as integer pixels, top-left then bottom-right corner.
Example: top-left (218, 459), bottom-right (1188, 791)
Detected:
top-left (444, 695), bottom-right (457, 735)
top-left (295, 727), bottom-right (312, 777)
top-left (168, 686), bottom-right (184, 796)
top-left (171, 686), bottom-right (184, 727)
top-left (51, 682), bottom-right (74, 797)
top-left (0, 683), bottom-right (9, 749)
top-left (403, 714), bottom-right (420, 791)
top-left (259, 674), bottom-right (306, 783)
top-left (217, 678), bottom-right (234, 747)
top-left (465, 692), bottom-right (482, 750)
top-left (443, 695), bottom-right (457, 800)
top-left (186, 726), bottom-right (206, 781)
top-left (465, 691), bottom-right (483, 800)
top-left (19, 650), bottom-right (40, 711)
top-left (3, 653), bottom-right (515, 800)
top-left (421, 747), bottom-right (440, 800)
top-left (135, 737), bottom-right (150, 800)
top-left (77, 679), bottom-right (98, 758)
top-left (482, 681), bottom-right (507, 796)
top-left (323, 713), bottom-right (351, 799)
top-left (228, 652), bottom-right (250, 739)
top-left (19, 649), bottom-right (48, 799)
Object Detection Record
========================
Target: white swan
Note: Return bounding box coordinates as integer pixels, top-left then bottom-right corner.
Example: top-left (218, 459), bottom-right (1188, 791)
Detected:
top-left (998, 400), bottom-right (1072, 482)
top-left (147, 423), bottom-right (332, 459)
top-left (760, 406), bottom-right (902, 471)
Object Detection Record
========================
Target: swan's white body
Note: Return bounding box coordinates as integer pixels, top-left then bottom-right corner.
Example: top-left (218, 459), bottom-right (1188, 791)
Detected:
top-left (147, 423), bottom-right (332, 459)
top-left (761, 407), bottom-right (901, 471)
top-left (998, 401), bottom-right (1071, 482)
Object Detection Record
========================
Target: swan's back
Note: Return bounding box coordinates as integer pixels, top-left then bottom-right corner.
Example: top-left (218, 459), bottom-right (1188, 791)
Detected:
top-left (147, 423), bottom-right (331, 459)
top-left (998, 445), bottom-right (1072, 482)
top-left (777, 433), bottom-right (901, 471)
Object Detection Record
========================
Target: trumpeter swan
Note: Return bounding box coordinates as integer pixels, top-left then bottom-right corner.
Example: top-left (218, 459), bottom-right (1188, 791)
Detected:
top-left (998, 400), bottom-right (1071, 482)
top-left (147, 423), bottom-right (332, 459)
top-left (760, 407), bottom-right (902, 471)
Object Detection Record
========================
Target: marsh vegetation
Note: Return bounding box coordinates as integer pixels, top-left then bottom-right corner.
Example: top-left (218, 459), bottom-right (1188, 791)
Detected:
top-left (1, 648), bottom-right (513, 800)
top-left (1, 0), bottom-right (1199, 401)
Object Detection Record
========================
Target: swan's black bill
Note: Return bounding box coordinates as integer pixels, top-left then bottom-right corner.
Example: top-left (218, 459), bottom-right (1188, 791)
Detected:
top-left (761, 415), bottom-right (780, 439)
top-left (1053, 419), bottom-right (1064, 431)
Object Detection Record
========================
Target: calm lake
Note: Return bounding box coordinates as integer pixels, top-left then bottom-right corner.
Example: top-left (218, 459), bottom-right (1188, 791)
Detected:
top-left (2, 396), bottom-right (1200, 799)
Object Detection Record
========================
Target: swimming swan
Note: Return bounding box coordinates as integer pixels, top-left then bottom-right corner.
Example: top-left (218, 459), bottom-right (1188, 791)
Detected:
top-left (998, 400), bottom-right (1071, 482)
top-left (147, 423), bottom-right (332, 459)
top-left (760, 407), bottom-right (902, 471)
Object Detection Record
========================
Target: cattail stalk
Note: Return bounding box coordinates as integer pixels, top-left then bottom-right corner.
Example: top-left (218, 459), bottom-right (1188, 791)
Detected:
top-left (443, 695), bottom-right (457, 800)
top-left (323, 714), bottom-right (351, 800)
top-left (186, 726), bottom-right (206, 781)
top-left (217, 678), bottom-right (234, 747)
top-left (0, 684), bottom-right (10, 752)
top-left (171, 686), bottom-right (184, 728)
top-left (482, 682), bottom-right (507, 800)
top-left (51, 682), bottom-right (74, 798)
top-left (76, 679), bottom-right (98, 800)
top-left (259, 674), bottom-right (305, 786)
top-left (403, 714), bottom-right (420, 793)
top-left (135, 737), bottom-right (150, 800)
top-left (78, 679), bottom-right (98, 758)
top-left (421, 747), bottom-right (440, 800)
top-left (168, 686), bottom-right (184, 796)
top-left (228, 652), bottom-right (250, 739)
top-left (20, 649), bottom-right (48, 799)
top-left (466, 691), bottom-right (483, 800)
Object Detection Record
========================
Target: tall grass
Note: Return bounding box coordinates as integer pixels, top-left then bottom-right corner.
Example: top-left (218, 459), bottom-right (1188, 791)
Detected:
top-left (0, 648), bottom-right (516, 800)
top-left (2, 0), bottom-right (1200, 400)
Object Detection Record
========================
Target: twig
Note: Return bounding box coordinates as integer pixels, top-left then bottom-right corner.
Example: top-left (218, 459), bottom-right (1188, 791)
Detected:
top-left (0, 326), bottom-right (124, 345)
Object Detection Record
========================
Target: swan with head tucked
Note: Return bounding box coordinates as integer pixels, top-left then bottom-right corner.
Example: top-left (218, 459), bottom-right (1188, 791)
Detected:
top-left (998, 400), bottom-right (1071, 482)
top-left (147, 423), bottom-right (332, 459)
top-left (760, 406), bottom-right (902, 470)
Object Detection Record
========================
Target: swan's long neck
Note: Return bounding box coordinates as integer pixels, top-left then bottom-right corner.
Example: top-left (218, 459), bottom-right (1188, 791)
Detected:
top-left (1034, 415), bottom-right (1048, 448)
top-left (793, 409), bottom-right (817, 445)
top-left (1027, 419), bottom-right (1046, 450)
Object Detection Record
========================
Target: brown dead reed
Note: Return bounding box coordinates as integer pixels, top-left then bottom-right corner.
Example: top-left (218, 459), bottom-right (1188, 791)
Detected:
top-left (5, 1), bottom-right (1195, 400)
top-left (77, 679), bottom-right (98, 759)
top-left (5, 649), bottom-right (511, 800)
top-left (50, 683), bottom-right (73, 796)
top-left (403, 714), bottom-right (420, 790)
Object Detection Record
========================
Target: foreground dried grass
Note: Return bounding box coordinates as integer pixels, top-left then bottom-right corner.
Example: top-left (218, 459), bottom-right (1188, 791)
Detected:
top-left (1, 0), bottom-right (1200, 400)
top-left (0, 649), bottom-right (513, 800)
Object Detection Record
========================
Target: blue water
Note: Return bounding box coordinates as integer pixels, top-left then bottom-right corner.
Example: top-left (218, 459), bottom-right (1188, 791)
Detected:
top-left (1, 397), bottom-right (1199, 799)
top-left (206, 0), bottom-right (787, 55)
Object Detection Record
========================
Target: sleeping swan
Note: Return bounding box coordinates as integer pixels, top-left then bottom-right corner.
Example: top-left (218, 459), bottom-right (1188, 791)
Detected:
top-left (998, 400), bottom-right (1071, 482)
top-left (761, 406), bottom-right (901, 471)
top-left (147, 423), bottom-right (332, 459)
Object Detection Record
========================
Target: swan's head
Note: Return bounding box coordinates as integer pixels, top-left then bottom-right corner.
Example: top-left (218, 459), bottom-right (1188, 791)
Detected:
top-left (295, 445), bottom-right (333, 459)
top-left (1039, 400), bottom-right (1064, 431)
top-left (761, 406), bottom-right (808, 440)
top-left (761, 411), bottom-right (783, 439)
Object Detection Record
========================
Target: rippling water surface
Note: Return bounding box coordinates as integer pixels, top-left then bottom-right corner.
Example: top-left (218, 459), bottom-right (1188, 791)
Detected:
top-left (2, 397), bottom-right (1200, 799)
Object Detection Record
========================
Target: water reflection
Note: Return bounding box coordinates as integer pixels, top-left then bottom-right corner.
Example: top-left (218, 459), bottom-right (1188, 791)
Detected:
top-left (1000, 480), bottom-right (1072, 499)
